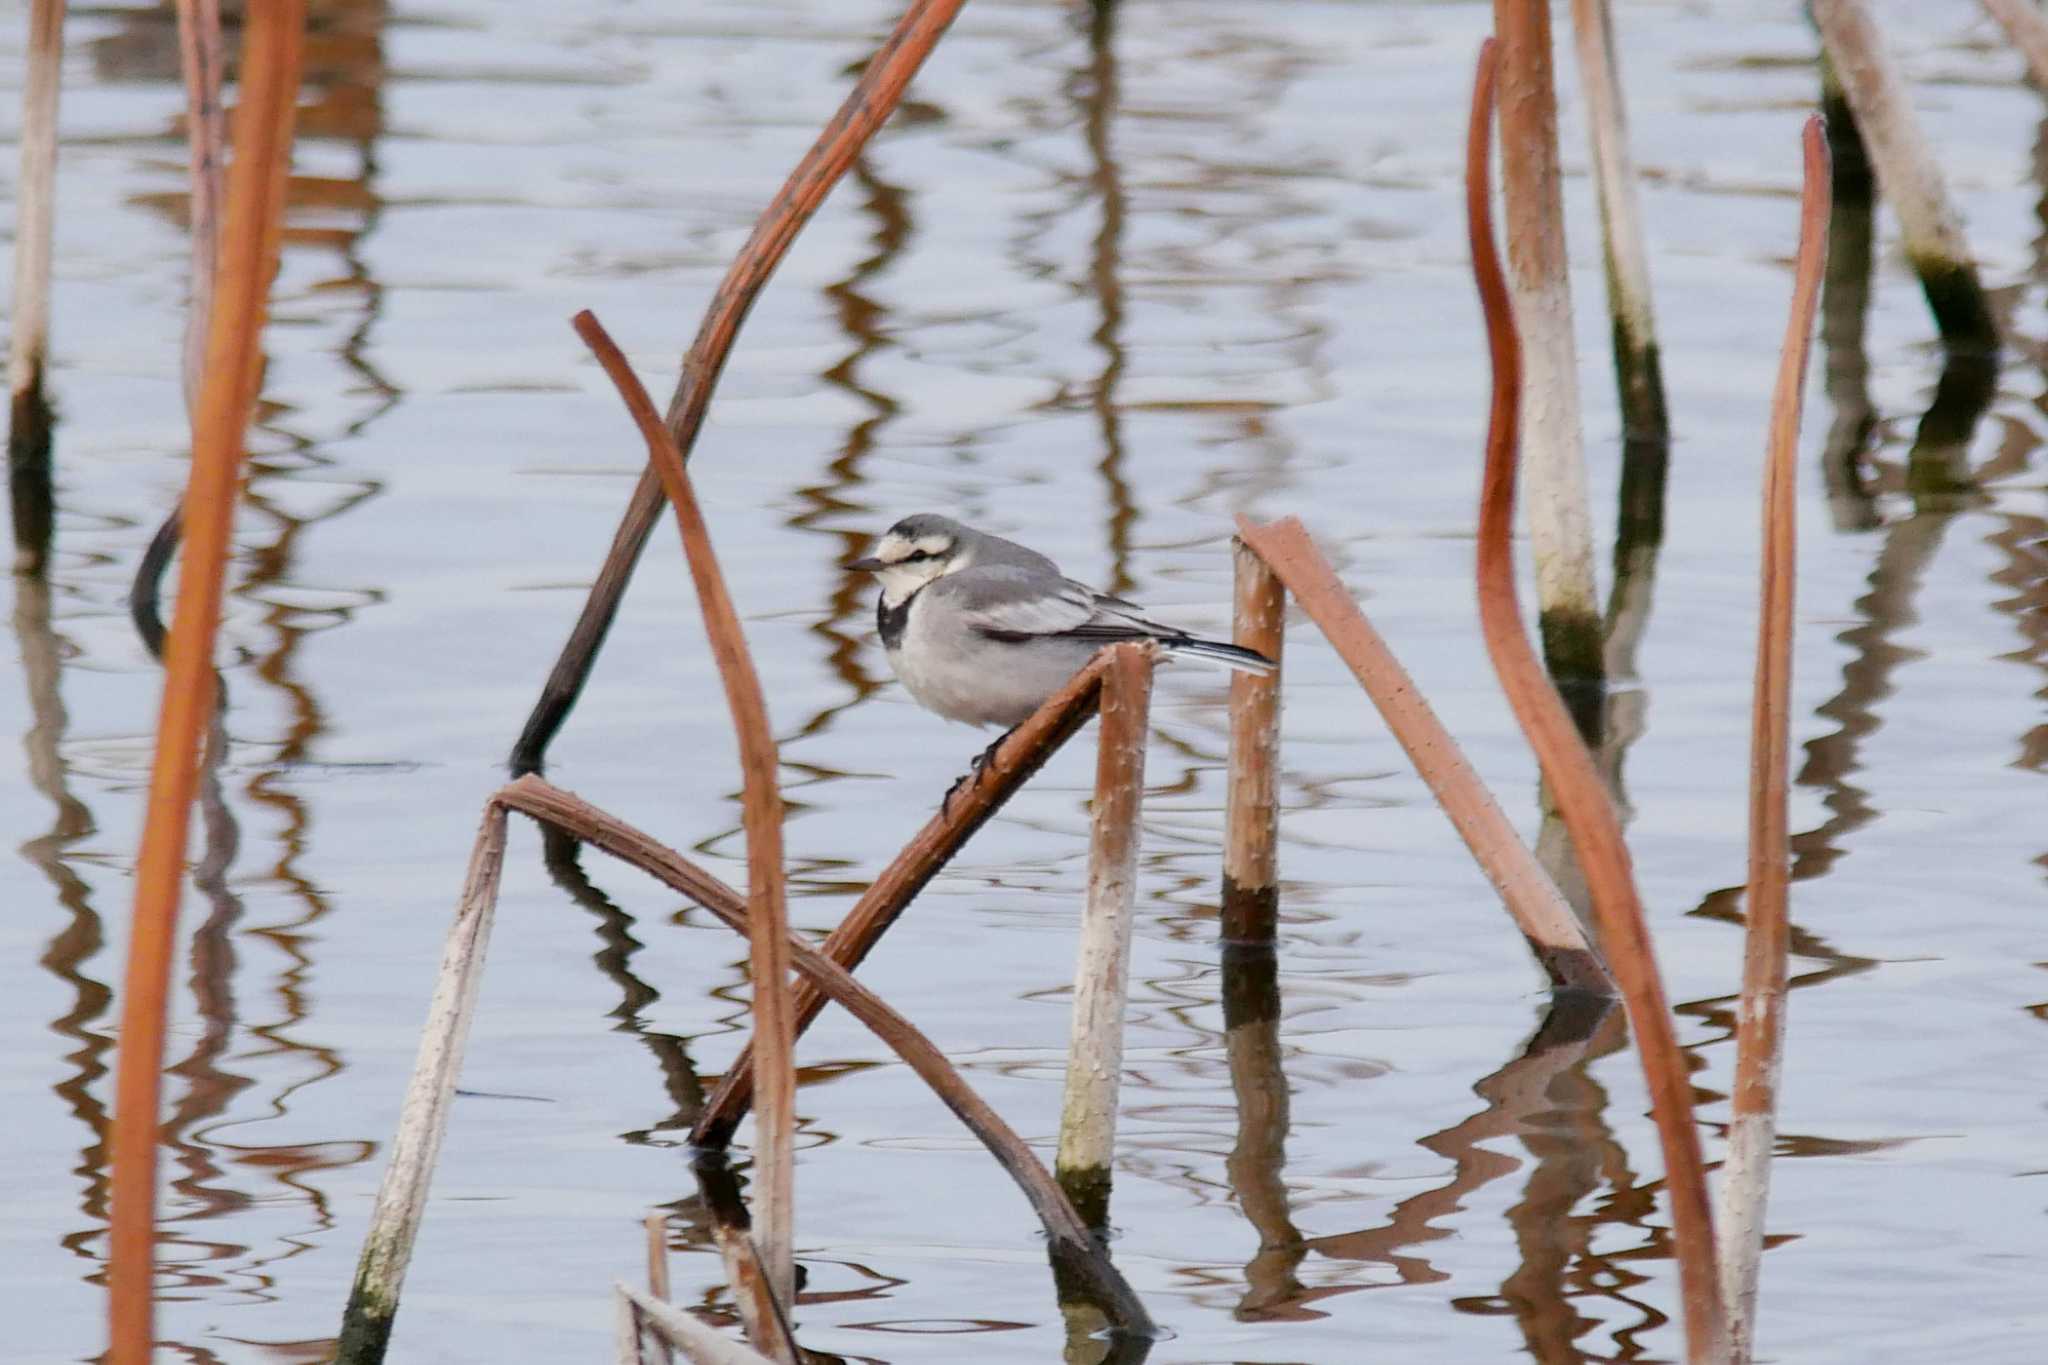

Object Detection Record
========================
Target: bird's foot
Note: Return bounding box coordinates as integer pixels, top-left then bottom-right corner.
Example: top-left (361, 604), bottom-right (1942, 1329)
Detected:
top-left (942, 727), bottom-right (1016, 817)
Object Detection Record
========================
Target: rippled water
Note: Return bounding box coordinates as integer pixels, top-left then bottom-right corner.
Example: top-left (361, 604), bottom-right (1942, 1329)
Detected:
top-left (3, 1), bottom-right (2045, 1360)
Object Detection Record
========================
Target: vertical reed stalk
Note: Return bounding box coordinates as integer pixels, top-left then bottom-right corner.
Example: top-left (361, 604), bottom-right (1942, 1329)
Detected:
top-left (1718, 117), bottom-right (1830, 1364)
top-left (572, 312), bottom-right (794, 1309)
top-left (1982, 0), bottom-right (2048, 90)
top-left (1810, 0), bottom-right (1997, 349)
top-left (1234, 518), bottom-right (1612, 999)
top-left (1056, 643), bottom-right (1155, 1227)
top-left (106, 6), bottom-right (304, 1359)
top-left (511, 0), bottom-right (969, 775)
top-left (1466, 40), bottom-right (1725, 1361)
top-left (7, 0), bottom-right (67, 577)
top-left (1220, 538), bottom-right (1284, 946)
top-left (1569, 0), bottom-right (1672, 707)
top-left (1567, 0), bottom-right (1667, 442)
top-left (337, 805), bottom-right (510, 1363)
top-left (1489, 0), bottom-right (1603, 690)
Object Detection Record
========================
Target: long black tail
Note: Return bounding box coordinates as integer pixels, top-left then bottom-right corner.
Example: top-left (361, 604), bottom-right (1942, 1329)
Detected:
top-left (1163, 635), bottom-right (1275, 674)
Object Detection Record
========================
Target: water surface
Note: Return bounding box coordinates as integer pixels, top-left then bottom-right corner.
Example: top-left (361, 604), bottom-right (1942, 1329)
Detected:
top-left (2, 1), bottom-right (2045, 1360)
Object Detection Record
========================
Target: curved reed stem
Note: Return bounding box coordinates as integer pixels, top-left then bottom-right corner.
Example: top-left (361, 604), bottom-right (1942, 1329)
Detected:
top-left (574, 310), bottom-right (796, 1308)
top-left (1718, 116), bottom-right (1830, 1364)
top-left (1466, 38), bottom-right (1726, 1363)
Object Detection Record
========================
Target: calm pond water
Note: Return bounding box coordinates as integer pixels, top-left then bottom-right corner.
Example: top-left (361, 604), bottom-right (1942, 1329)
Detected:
top-left (3, 0), bottom-right (2045, 1360)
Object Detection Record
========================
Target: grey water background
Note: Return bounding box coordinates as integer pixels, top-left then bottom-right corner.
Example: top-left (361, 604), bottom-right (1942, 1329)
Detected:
top-left (2, 0), bottom-right (2045, 1359)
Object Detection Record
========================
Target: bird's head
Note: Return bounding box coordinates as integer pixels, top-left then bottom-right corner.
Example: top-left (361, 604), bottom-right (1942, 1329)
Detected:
top-left (850, 514), bottom-right (974, 605)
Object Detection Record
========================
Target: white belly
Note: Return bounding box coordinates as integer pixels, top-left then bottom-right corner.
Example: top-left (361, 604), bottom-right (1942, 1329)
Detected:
top-left (887, 593), bottom-right (1094, 728)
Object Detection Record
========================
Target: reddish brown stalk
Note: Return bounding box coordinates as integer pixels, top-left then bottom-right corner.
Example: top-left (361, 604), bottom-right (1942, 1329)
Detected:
top-left (1235, 517), bottom-right (1611, 998)
top-left (1719, 117), bottom-right (1830, 1364)
top-left (692, 651), bottom-right (1113, 1149)
top-left (498, 777), bottom-right (1157, 1337)
top-left (511, 0), bottom-right (970, 774)
top-left (573, 311), bottom-right (796, 1308)
top-left (1221, 539), bottom-right (1285, 945)
top-left (106, 7), bottom-right (304, 1360)
top-left (1466, 39), bottom-right (1726, 1362)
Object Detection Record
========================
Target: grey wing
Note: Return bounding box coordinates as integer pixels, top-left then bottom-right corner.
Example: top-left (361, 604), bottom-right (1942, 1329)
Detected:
top-left (937, 567), bottom-right (1182, 645)
top-left (1060, 580), bottom-right (1191, 642)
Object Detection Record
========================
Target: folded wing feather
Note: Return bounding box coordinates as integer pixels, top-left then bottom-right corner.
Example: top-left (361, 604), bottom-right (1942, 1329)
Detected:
top-left (941, 567), bottom-right (1183, 645)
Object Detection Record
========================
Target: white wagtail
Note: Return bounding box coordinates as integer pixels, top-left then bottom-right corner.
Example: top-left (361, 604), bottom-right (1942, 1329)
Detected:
top-left (850, 514), bottom-right (1275, 732)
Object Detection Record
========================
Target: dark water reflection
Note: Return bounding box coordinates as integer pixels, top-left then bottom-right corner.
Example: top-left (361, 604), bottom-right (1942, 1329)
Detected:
top-left (5, 1), bottom-right (2048, 1362)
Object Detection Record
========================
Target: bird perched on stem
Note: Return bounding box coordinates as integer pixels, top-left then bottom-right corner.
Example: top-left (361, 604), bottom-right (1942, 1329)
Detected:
top-left (851, 514), bottom-right (1274, 731)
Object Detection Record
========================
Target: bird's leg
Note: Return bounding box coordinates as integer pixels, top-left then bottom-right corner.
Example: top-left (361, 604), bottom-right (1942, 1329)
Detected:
top-left (943, 725), bottom-right (1017, 815)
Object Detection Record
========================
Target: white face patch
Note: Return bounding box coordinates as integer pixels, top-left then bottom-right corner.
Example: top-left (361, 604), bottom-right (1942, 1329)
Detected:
top-left (870, 530), bottom-right (963, 607)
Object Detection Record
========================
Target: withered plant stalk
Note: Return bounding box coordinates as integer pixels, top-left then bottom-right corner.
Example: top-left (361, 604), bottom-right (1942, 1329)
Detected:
top-left (1810, 0), bottom-right (1996, 348)
top-left (338, 806), bottom-right (510, 1364)
top-left (1718, 116), bottom-right (1830, 1364)
top-left (1221, 538), bottom-right (1285, 945)
top-left (1488, 0), bottom-right (1602, 687)
top-left (572, 310), bottom-right (796, 1309)
top-left (106, 6), bottom-right (306, 1360)
top-left (1465, 38), bottom-right (1726, 1362)
top-left (1056, 642), bottom-right (1156, 1226)
top-left (1567, 0), bottom-right (1667, 442)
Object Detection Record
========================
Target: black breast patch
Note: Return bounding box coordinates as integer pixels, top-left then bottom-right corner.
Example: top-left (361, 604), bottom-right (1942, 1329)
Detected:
top-left (877, 589), bottom-right (913, 649)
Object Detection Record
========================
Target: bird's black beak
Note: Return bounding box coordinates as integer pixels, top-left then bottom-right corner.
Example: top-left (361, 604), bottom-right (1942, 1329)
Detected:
top-left (849, 556), bottom-right (886, 574)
